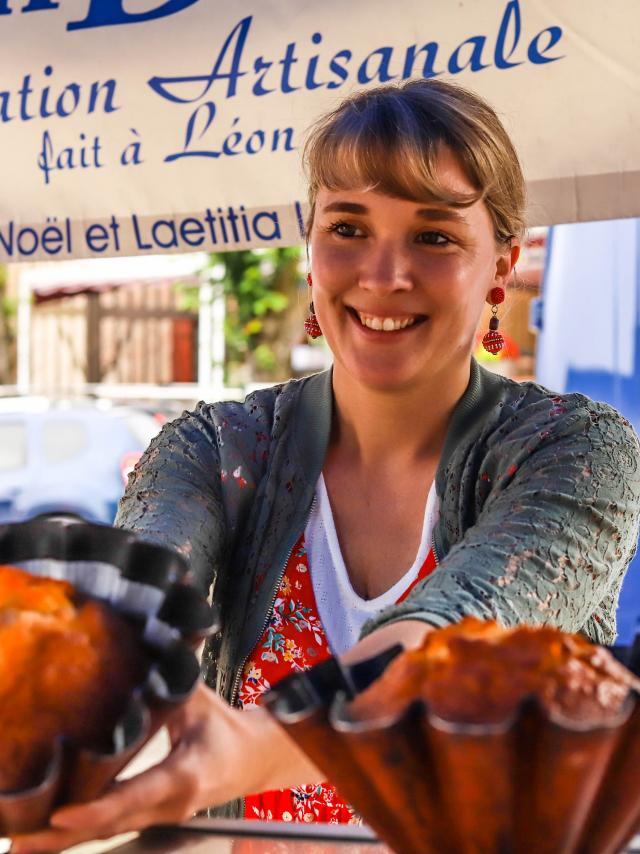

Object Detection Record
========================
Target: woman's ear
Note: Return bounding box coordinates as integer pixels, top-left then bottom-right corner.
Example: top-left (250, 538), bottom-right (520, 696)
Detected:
top-left (494, 240), bottom-right (521, 286)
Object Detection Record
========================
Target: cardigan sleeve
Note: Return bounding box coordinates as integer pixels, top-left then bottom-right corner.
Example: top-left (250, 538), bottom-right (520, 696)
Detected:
top-left (115, 405), bottom-right (228, 598)
top-left (361, 400), bottom-right (640, 644)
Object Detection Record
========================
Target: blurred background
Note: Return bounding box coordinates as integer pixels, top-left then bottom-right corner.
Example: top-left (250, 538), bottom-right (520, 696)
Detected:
top-left (0, 220), bottom-right (638, 640)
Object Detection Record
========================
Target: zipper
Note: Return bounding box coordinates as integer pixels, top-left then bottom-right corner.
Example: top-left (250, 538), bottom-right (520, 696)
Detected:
top-left (230, 538), bottom-right (293, 822)
top-left (230, 495), bottom-right (318, 709)
top-left (229, 535), bottom-right (294, 707)
top-left (229, 496), bottom-right (317, 821)
top-left (432, 532), bottom-right (441, 567)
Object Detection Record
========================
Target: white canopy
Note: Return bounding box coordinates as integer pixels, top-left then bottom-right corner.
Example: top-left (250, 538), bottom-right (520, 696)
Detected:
top-left (1, 0), bottom-right (639, 261)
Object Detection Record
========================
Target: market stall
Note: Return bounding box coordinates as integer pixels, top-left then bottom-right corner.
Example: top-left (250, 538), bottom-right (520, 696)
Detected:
top-left (3, 3), bottom-right (640, 853)
top-left (0, 0), bottom-right (639, 263)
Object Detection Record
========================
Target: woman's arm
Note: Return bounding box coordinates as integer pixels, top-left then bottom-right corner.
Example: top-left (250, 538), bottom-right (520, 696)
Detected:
top-left (362, 400), bottom-right (640, 642)
top-left (10, 620), bottom-right (431, 854)
top-left (115, 405), bottom-right (231, 595)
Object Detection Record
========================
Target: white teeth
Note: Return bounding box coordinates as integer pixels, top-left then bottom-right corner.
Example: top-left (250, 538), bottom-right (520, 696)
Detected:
top-left (356, 312), bottom-right (417, 332)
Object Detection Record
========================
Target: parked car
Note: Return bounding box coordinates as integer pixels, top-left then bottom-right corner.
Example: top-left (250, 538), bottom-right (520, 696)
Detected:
top-left (0, 399), bottom-right (162, 525)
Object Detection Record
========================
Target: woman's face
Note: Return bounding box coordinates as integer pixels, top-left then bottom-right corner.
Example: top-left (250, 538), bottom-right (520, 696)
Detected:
top-left (309, 146), bottom-right (518, 394)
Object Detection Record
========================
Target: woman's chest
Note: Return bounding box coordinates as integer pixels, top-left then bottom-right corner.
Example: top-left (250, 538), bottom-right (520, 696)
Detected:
top-left (323, 467), bottom-right (436, 600)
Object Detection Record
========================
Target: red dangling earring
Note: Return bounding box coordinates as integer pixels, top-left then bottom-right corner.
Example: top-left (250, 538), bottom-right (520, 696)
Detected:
top-left (304, 272), bottom-right (322, 339)
top-left (482, 286), bottom-right (505, 354)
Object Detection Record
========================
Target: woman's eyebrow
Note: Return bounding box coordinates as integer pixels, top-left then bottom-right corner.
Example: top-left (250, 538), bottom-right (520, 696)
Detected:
top-left (321, 201), bottom-right (368, 214)
top-left (416, 207), bottom-right (467, 223)
top-left (320, 201), bottom-right (468, 223)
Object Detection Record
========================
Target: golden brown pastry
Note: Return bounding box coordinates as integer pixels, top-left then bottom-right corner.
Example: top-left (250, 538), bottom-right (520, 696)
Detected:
top-left (350, 617), bottom-right (640, 726)
top-left (0, 564), bottom-right (148, 791)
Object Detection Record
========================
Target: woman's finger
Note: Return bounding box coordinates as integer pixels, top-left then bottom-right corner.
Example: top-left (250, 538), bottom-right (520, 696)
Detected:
top-left (51, 750), bottom-right (198, 831)
top-left (11, 825), bottom-right (131, 854)
top-left (10, 682), bottom-right (297, 852)
top-left (12, 758), bottom-right (200, 854)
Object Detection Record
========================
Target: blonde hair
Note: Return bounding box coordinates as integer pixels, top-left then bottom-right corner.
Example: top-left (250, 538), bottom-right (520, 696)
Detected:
top-left (304, 79), bottom-right (525, 244)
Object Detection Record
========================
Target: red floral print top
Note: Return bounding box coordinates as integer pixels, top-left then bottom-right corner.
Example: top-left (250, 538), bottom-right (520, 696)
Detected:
top-left (241, 535), bottom-right (437, 825)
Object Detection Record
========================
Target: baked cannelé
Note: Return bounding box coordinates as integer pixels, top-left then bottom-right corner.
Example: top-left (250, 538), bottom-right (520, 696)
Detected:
top-left (0, 564), bottom-right (149, 791)
top-left (349, 617), bottom-right (640, 725)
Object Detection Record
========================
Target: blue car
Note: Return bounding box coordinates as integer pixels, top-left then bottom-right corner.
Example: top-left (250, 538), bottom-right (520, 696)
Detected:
top-left (0, 401), bottom-right (161, 525)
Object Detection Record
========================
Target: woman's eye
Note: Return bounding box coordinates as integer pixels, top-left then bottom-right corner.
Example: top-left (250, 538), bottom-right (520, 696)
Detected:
top-left (327, 221), bottom-right (363, 238)
top-left (417, 231), bottom-right (450, 246)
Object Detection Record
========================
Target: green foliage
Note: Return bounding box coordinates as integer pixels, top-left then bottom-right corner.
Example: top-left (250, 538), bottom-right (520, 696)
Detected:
top-left (0, 265), bottom-right (14, 320)
top-left (174, 281), bottom-right (199, 313)
top-left (253, 343), bottom-right (278, 373)
top-left (0, 263), bottom-right (17, 383)
top-left (175, 247), bottom-right (303, 381)
top-left (206, 247), bottom-right (302, 380)
top-left (1, 296), bottom-right (18, 319)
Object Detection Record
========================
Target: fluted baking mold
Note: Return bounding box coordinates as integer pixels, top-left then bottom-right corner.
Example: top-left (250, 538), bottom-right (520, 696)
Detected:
top-left (0, 513), bottom-right (218, 834)
top-left (264, 638), bottom-right (640, 854)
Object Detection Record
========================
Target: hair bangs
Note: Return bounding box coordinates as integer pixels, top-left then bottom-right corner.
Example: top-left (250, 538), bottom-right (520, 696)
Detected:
top-left (305, 81), bottom-right (525, 242)
top-left (305, 95), bottom-right (481, 222)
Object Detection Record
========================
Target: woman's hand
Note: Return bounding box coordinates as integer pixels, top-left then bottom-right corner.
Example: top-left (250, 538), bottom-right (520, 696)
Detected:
top-left (341, 619), bottom-right (434, 665)
top-left (10, 621), bottom-right (431, 853)
top-left (10, 683), bottom-right (322, 854)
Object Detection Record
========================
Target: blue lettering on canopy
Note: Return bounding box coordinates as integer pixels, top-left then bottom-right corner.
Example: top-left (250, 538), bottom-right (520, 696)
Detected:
top-left (148, 16), bottom-right (250, 103)
top-left (528, 26), bottom-right (564, 64)
top-left (0, 0), bottom-right (59, 12)
top-left (23, 0), bottom-right (59, 11)
top-left (68, 0), bottom-right (199, 31)
top-left (131, 208), bottom-right (282, 249)
top-left (357, 47), bottom-right (397, 85)
top-left (327, 51), bottom-right (352, 89)
top-left (147, 1), bottom-right (564, 121)
top-left (0, 0), bottom-right (568, 78)
top-left (495, 0), bottom-right (524, 68)
top-left (252, 211), bottom-right (280, 241)
top-left (164, 104), bottom-right (295, 162)
top-left (448, 36), bottom-right (490, 74)
top-left (0, 218), bottom-right (72, 257)
top-left (148, 0), bottom-right (564, 164)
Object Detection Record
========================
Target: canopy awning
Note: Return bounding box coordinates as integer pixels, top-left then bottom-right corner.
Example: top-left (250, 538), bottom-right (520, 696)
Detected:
top-left (2, 0), bottom-right (639, 262)
top-left (20, 254), bottom-right (207, 299)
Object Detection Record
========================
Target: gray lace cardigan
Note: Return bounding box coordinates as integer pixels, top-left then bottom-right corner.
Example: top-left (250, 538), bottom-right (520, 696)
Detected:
top-left (116, 360), bottom-right (640, 708)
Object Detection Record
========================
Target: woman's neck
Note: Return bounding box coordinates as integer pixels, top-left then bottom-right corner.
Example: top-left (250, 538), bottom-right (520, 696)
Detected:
top-left (330, 361), bottom-right (471, 468)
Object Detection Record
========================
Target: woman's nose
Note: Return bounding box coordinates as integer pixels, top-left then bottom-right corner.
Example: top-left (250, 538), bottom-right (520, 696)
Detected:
top-left (358, 245), bottom-right (413, 293)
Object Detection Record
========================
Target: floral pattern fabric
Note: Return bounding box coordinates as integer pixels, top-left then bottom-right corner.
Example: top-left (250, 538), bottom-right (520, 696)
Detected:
top-left (242, 535), bottom-right (437, 825)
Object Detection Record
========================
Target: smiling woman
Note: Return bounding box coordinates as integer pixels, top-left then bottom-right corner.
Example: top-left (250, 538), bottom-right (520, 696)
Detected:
top-left (310, 172), bottom-right (513, 395)
top-left (304, 80), bottom-right (522, 403)
top-left (11, 80), bottom-right (640, 853)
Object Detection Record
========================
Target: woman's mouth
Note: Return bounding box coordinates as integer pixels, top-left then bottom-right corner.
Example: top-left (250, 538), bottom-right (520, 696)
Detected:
top-left (350, 308), bottom-right (426, 332)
